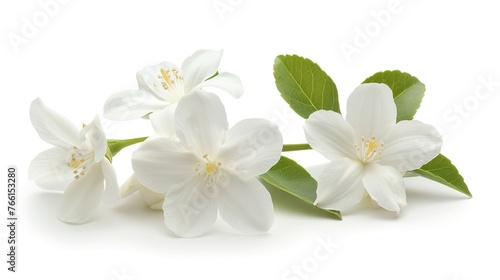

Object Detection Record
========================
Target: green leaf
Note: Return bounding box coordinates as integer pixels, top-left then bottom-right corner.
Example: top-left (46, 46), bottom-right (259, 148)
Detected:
top-left (412, 154), bottom-right (472, 197)
top-left (260, 156), bottom-right (342, 219)
top-left (274, 55), bottom-right (340, 119)
top-left (363, 70), bottom-right (425, 122)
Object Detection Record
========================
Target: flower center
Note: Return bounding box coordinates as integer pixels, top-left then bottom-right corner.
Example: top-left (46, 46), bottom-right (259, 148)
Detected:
top-left (156, 68), bottom-right (185, 101)
top-left (354, 136), bottom-right (384, 163)
top-left (66, 145), bottom-right (94, 180)
top-left (195, 154), bottom-right (224, 186)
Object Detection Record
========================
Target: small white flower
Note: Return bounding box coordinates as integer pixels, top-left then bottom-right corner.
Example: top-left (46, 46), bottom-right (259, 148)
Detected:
top-left (132, 91), bottom-right (283, 237)
top-left (304, 83), bottom-right (442, 213)
top-left (28, 98), bottom-right (119, 223)
top-left (103, 49), bottom-right (244, 138)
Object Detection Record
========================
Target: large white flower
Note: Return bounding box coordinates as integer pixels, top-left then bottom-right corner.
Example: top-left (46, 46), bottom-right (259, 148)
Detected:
top-left (28, 98), bottom-right (119, 223)
top-left (103, 49), bottom-right (244, 138)
top-left (304, 83), bottom-right (442, 213)
top-left (132, 91), bottom-right (283, 237)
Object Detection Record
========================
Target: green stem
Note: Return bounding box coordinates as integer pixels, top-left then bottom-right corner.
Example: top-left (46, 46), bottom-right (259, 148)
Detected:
top-left (282, 143), bottom-right (312, 152)
top-left (107, 136), bottom-right (148, 159)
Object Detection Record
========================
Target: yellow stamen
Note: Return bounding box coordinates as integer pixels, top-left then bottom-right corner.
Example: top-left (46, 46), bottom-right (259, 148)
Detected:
top-left (67, 145), bottom-right (93, 180)
top-left (160, 68), bottom-right (174, 90)
top-left (365, 137), bottom-right (379, 158)
top-left (158, 68), bottom-right (184, 91)
top-left (195, 154), bottom-right (224, 185)
top-left (69, 159), bottom-right (81, 169)
top-left (205, 162), bottom-right (218, 174)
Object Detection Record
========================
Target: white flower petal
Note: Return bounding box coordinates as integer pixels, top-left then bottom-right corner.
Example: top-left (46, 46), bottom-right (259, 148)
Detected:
top-left (304, 110), bottom-right (358, 160)
top-left (28, 147), bottom-right (74, 191)
top-left (132, 136), bottom-right (198, 193)
top-left (175, 91), bottom-right (228, 156)
top-left (379, 120), bottom-right (442, 171)
top-left (218, 119), bottom-right (282, 179)
top-left (80, 116), bottom-right (107, 162)
top-left (30, 98), bottom-right (80, 149)
top-left (57, 164), bottom-right (104, 224)
top-left (120, 174), bottom-right (141, 198)
top-left (150, 104), bottom-right (177, 138)
top-left (162, 177), bottom-right (218, 237)
top-left (218, 176), bottom-right (274, 234)
top-left (346, 83), bottom-right (397, 138)
top-left (103, 90), bottom-right (169, 120)
top-left (138, 187), bottom-right (165, 209)
top-left (362, 163), bottom-right (407, 213)
top-left (197, 72), bottom-right (244, 99)
top-left (120, 175), bottom-right (165, 208)
top-left (181, 49), bottom-right (223, 93)
top-left (136, 61), bottom-right (181, 102)
top-left (314, 158), bottom-right (365, 211)
top-left (100, 159), bottom-right (119, 205)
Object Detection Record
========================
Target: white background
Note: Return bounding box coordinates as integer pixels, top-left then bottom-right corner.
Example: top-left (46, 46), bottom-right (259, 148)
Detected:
top-left (1, 0), bottom-right (499, 279)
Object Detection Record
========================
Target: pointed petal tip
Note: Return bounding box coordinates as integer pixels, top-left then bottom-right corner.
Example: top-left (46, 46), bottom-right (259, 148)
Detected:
top-left (30, 97), bottom-right (81, 149)
top-left (30, 97), bottom-right (43, 109)
top-left (370, 192), bottom-right (407, 214)
top-left (29, 97), bottom-right (49, 119)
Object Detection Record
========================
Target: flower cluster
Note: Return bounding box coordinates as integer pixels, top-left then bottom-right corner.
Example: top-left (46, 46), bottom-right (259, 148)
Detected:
top-left (29, 49), bottom-right (465, 237)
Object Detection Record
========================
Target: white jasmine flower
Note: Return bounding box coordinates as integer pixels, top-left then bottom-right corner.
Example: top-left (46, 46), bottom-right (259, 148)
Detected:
top-left (132, 91), bottom-right (282, 237)
top-left (28, 98), bottom-right (119, 223)
top-left (304, 83), bottom-right (442, 213)
top-left (103, 49), bottom-right (243, 138)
